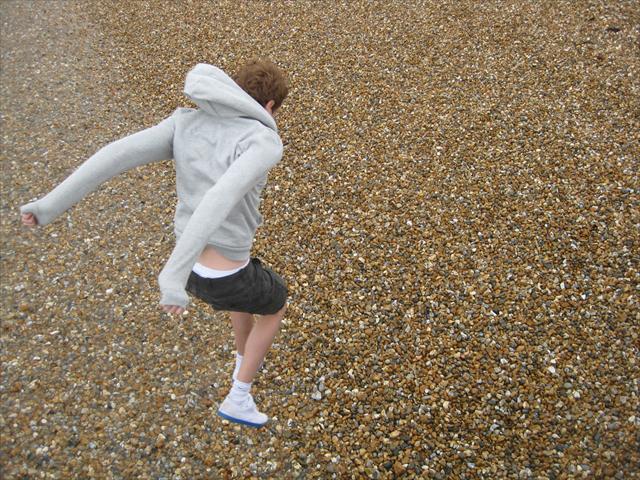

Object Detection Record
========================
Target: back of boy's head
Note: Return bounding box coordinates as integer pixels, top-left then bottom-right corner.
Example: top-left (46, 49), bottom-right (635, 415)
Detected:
top-left (234, 59), bottom-right (288, 110)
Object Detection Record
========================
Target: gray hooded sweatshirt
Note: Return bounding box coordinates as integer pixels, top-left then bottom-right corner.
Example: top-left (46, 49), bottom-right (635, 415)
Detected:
top-left (20, 63), bottom-right (283, 308)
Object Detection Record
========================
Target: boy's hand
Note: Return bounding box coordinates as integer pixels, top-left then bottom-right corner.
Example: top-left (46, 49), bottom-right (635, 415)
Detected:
top-left (22, 212), bottom-right (38, 226)
top-left (162, 305), bottom-right (185, 315)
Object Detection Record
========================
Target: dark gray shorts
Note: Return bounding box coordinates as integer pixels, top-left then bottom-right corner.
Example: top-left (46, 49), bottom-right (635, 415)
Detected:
top-left (186, 258), bottom-right (288, 315)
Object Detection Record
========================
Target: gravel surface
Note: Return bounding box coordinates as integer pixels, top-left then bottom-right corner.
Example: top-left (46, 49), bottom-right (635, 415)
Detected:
top-left (2, 1), bottom-right (639, 478)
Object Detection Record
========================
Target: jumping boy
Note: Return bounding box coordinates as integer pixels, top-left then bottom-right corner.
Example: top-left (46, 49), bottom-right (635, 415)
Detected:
top-left (20, 60), bottom-right (289, 428)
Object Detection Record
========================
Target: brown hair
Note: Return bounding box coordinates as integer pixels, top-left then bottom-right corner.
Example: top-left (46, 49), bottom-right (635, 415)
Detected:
top-left (234, 59), bottom-right (288, 110)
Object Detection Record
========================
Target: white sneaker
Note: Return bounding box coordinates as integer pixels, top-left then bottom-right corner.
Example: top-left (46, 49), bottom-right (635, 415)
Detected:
top-left (218, 394), bottom-right (268, 428)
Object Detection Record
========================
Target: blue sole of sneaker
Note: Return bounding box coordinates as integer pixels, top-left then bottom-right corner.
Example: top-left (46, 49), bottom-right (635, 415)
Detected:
top-left (217, 410), bottom-right (267, 428)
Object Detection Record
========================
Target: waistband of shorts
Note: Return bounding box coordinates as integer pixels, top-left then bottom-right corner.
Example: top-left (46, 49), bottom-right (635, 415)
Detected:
top-left (192, 259), bottom-right (250, 279)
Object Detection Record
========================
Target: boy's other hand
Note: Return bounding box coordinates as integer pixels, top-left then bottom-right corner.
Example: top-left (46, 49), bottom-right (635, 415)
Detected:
top-left (162, 305), bottom-right (185, 315)
top-left (22, 212), bottom-right (38, 226)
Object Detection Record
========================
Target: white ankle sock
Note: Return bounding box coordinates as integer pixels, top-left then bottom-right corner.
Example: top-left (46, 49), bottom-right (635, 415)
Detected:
top-left (229, 379), bottom-right (251, 402)
top-left (233, 353), bottom-right (243, 381)
top-left (233, 352), bottom-right (265, 381)
top-left (235, 352), bottom-right (243, 370)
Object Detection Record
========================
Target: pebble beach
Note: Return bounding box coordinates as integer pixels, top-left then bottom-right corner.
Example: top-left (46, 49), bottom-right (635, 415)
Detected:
top-left (1, 1), bottom-right (638, 478)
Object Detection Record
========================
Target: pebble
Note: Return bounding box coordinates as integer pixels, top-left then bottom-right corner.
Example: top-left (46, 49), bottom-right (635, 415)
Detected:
top-left (2, 0), bottom-right (638, 478)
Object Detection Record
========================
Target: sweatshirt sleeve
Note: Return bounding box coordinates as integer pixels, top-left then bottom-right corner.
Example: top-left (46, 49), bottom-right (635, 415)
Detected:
top-left (158, 130), bottom-right (283, 308)
top-left (20, 115), bottom-right (176, 226)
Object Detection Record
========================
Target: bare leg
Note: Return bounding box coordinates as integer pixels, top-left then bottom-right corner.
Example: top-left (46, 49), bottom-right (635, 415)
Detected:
top-left (230, 311), bottom-right (254, 355)
top-left (236, 304), bottom-right (286, 383)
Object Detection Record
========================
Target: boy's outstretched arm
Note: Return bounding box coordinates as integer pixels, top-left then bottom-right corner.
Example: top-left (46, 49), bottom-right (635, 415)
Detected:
top-left (20, 115), bottom-right (176, 226)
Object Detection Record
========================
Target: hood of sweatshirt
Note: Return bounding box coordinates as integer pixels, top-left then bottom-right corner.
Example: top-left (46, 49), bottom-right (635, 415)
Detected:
top-left (183, 63), bottom-right (277, 131)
